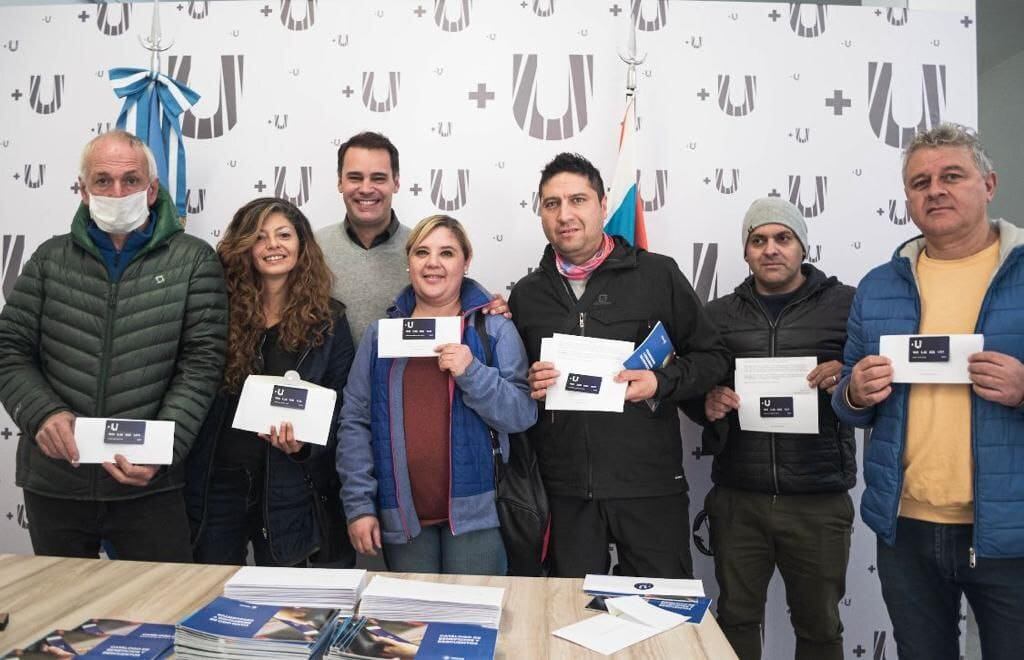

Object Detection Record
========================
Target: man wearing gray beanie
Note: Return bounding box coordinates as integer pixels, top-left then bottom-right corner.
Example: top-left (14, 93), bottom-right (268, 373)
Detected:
top-left (681, 197), bottom-right (856, 660)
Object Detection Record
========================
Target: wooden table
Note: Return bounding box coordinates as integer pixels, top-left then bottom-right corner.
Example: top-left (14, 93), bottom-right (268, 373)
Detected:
top-left (0, 554), bottom-right (736, 659)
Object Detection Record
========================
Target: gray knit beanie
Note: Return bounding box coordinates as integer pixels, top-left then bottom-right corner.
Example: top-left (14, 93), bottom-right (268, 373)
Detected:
top-left (741, 197), bottom-right (808, 253)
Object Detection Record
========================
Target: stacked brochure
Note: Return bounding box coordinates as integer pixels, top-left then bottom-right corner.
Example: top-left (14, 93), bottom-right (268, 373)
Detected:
top-left (1, 618), bottom-right (174, 659)
top-left (224, 566), bottom-right (369, 615)
top-left (325, 617), bottom-right (497, 660)
top-left (175, 596), bottom-right (338, 659)
top-left (582, 573), bottom-right (705, 600)
top-left (357, 576), bottom-right (504, 629)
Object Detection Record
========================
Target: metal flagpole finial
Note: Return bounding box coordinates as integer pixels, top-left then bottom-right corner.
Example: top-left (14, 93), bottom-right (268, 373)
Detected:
top-left (139, 0), bottom-right (175, 75)
top-left (618, 15), bottom-right (646, 94)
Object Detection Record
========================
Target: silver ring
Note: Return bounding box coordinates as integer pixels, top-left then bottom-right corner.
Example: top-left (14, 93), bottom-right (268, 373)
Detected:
top-left (832, 374), bottom-right (838, 385)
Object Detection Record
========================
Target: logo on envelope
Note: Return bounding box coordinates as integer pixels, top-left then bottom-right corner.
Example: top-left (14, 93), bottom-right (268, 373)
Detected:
top-left (103, 420), bottom-right (146, 445)
top-left (633, 582), bottom-right (654, 590)
top-left (270, 385), bottom-right (308, 410)
top-left (403, 318), bottom-right (436, 340)
top-left (909, 336), bottom-right (949, 362)
top-left (566, 373), bottom-right (602, 394)
top-left (759, 396), bottom-right (795, 418)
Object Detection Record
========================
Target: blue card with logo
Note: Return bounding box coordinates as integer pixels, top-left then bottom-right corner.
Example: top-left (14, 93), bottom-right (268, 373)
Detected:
top-left (103, 420), bottom-right (146, 445)
top-left (270, 385), bottom-right (308, 410)
top-left (565, 373), bottom-right (602, 394)
top-left (908, 335), bottom-right (950, 362)
top-left (402, 318), bottom-right (437, 340)
top-left (759, 396), bottom-right (795, 418)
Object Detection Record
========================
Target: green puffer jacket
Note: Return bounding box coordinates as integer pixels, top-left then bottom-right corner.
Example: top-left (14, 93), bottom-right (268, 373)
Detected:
top-left (0, 187), bottom-right (228, 500)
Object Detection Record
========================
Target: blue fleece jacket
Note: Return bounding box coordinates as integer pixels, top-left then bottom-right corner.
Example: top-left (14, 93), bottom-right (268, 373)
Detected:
top-left (336, 278), bottom-right (537, 545)
top-left (832, 219), bottom-right (1024, 558)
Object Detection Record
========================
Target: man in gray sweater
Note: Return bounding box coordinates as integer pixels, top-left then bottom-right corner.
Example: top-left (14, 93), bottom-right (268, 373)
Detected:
top-left (316, 131), bottom-right (506, 345)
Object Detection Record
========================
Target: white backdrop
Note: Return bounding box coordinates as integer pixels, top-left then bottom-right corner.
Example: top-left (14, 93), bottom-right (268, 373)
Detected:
top-left (0, 2), bottom-right (978, 658)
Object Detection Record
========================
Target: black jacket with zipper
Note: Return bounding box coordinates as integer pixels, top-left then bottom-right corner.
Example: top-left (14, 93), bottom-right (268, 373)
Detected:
top-left (184, 300), bottom-right (355, 566)
top-left (680, 264), bottom-right (857, 494)
top-left (509, 238), bottom-right (730, 499)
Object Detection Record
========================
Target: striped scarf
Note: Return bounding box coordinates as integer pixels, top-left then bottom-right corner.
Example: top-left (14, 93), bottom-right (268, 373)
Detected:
top-left (555, 233), bottom-right (615, 281)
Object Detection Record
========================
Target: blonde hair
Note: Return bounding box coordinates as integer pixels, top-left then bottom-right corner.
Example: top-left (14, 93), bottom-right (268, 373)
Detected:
top-left (405, 214), bottom-right (473, 261)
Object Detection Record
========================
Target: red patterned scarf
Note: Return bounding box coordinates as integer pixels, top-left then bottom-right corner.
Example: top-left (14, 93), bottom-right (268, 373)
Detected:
top-left (555, 233), bottom-right (615, 281)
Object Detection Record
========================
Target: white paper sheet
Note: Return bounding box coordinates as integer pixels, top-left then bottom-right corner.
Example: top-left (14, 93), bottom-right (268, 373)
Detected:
top-left (540, 333), bottom-right (634, 412)
top-left (552, 613), bottom-right (661, 656)
top-left (735, 356), bottom-right (819, 434)
top-left (74, 418), bottom-right (174, 465)
top-left (232, 373), bottom-right (337, 446)
top-left (377, 316), bottom-right (462, 358)
top-left (879, 333), bottom-right (984, 383)
top-left (605, 596), bottom-right (688, 632)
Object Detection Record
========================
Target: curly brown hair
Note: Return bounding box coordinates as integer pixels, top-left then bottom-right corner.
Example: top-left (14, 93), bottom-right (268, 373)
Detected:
top-left (217, 197), bottom-right (335, 392)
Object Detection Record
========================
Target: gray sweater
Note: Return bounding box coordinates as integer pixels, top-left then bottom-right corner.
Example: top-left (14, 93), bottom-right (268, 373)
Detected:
top-left (315, 220), bottom-right (411, 345)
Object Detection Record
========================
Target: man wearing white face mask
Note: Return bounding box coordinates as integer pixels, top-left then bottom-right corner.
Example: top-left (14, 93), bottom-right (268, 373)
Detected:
top-left (0, 130), bottom-right (228, 562)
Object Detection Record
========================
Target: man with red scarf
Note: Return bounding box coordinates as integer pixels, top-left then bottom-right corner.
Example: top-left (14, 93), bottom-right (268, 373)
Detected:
top-left (508, 152), bottom-right (729, 578)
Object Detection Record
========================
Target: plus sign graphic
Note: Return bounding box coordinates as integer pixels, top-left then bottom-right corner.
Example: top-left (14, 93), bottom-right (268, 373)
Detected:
top-left (260, 5), bottom-right (273, 18)
top-left (177, 3), bottom-right (184, 11)
top-left (961, 15), bottom-right (973, 28)
top-left (702, 177), bottom-right (711, 185)
top-left (609, 4), bottom-right (622, 17)
top-left (70, 181), bottom-right (81, 194)
top-left (341, 85), bottom-right (354, 98)
top-left (853, 645), bottom-right (867, 658)
top-left (519, 200), bottom-right (528, 208)
top-left (768, 9), bottom-right (781, 22)
top-left (691, 446), bottom-right (704, 460)
top-left (506, 281), bottom-right (517, 293)
top-left (12, 172), bottom-right (20, 181)
top-left (0, 427), bottom-right (11, 440)
top-left (5, 512), bottom-right (11, 521)
top-left (11, 89), bottom-right (23, 101)
top-left (768, 188), bottom-right (781, 197)
top-left (408, 183), bottom-right (423, 196)
top-left (696, 88), bottom-right (710, 101)
top-left (825, 89), bottom-right (851, 116)
top-left (868, 564), bottom-right (876, 573)
top-left (78, 10), bottom-right (90, 22)
top-left (414, 5), bottom-right (426, 18)
top-left (520, 1), bottom-right (527, 8)
top-left (875, 9), bottom-right (883, 16)
top-left (253, 179), bottom-right (267, 193)
top-left (876, 207), bottom-right (885, 216)
top-left (468, 83), bottom-right (494, 109)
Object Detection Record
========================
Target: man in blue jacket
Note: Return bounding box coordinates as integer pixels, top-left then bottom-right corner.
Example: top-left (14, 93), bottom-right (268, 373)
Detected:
top-left (832, 123), bottom-right (1024, 659)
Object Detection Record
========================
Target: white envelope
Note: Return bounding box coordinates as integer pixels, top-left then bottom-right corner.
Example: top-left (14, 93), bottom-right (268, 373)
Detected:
top-left (74, 418), bottom-right (175, 465)
top-left (232, 372), bottom-right (337, 445)
top-left (377, 316), bottom-right (462, 358)
top-left (879, 333), bottom-right (984, 383)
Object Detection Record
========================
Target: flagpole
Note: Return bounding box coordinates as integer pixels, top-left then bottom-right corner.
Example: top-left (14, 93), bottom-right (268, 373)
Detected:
top-left (618, 18), bottom-right (646, 129)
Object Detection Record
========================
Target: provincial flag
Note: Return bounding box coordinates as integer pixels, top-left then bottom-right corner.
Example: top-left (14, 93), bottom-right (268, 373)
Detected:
top-left (603, 96), bottom-right (648, 249)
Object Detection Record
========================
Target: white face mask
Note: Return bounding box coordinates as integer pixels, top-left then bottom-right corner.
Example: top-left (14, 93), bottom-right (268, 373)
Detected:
top-left (88, 188), bottom-right (150, 234)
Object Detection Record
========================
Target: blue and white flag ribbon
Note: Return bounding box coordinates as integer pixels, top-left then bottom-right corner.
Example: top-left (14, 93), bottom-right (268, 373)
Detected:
top-left (109, 67), bottom-right (200, 217)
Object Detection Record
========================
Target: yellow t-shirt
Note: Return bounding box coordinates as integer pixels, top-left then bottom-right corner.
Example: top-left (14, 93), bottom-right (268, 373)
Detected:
top-left (900, 240), bottom-right (999, 524)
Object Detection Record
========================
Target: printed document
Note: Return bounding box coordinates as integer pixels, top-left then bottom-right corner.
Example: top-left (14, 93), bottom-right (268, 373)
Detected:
top-left (735, 356), bottom-right (819, 434)
top-left (540, 334), bottom-right (634, 412)
top-left (233, 372), bottom-right (337, 445)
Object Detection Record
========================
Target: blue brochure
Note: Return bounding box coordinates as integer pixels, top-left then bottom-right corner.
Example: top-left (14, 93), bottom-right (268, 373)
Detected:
top-left (416, 622), bottom-right (497, 659)
top-left (646, 597), bottom-right (713, 624)
top-left (623, 321), bottom-right (674, 371)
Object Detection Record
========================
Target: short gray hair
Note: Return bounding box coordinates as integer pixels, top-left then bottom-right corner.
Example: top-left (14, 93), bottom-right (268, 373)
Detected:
top-left (902, 123), bottom-right (993, 181)
top-left (79, 129), bottom-right (159, 183)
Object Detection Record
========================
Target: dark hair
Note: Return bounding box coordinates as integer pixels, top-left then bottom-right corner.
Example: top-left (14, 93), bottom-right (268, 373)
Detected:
top-left (217, 197), bottom-right (334, 392)
top-left (336, 131), bottom-right (400, 177)
top-left (538, 152), bottom-right (605, 201)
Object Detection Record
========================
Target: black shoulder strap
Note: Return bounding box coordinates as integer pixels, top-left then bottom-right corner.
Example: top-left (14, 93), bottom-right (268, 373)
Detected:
top-left (473, 311), bottom-right (493, 367)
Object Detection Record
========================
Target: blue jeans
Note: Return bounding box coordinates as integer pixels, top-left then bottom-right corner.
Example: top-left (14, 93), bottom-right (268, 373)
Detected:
top-left (193, 465), bottom-right (277, 566)
top-left (383, 524), bottom-right (507, 575)
top-left (877, 516), bottom-right (1024, 660)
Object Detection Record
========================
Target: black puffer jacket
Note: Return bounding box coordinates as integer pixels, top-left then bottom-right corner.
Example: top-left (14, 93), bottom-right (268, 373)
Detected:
top-left (682, 265), bottom-right (856, 494)
top-left (510, 238), bottom-right (730, 499)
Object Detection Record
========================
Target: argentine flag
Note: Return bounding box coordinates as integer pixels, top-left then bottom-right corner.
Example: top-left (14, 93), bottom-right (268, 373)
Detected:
top-left (604, 96), bottom-right (648, 249)
top-left (109, 68), bottom-right (200, 218)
